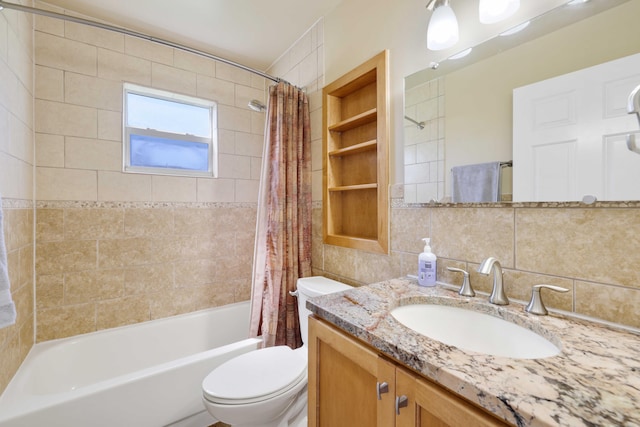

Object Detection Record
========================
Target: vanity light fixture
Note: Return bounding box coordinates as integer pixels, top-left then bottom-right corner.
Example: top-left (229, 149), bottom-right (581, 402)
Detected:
top-left (479, 0), bottom-right (520, 24)
top-left (567, 0), bottom-right (590, 5)
top-left (426, 0), bottom-right (459, 51)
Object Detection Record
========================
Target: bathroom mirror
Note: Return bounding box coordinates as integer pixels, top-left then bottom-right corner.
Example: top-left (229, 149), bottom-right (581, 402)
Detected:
top-left (403, 0), bottom-right (640, 203)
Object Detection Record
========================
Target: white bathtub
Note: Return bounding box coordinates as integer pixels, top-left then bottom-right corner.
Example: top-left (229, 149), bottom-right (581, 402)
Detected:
top-left (0, 301), bottom-right (262, 427)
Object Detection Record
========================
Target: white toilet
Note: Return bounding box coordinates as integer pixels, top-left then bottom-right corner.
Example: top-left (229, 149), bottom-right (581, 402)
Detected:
top-left (202, 276), bottom-right (351, 427)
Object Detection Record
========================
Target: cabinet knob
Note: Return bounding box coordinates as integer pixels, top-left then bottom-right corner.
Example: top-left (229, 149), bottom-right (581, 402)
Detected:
top-left (376, 381), bottom-right (389, 400)
top-left (395, 395), bottom-right (408, 415)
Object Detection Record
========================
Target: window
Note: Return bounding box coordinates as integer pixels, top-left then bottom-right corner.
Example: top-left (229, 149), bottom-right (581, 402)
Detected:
top-left (123, 83), bottom-right (217, 177)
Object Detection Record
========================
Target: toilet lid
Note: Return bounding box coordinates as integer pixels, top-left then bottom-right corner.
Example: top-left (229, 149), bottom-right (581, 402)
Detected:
top-left (203, 346), bottom-right (306, 404)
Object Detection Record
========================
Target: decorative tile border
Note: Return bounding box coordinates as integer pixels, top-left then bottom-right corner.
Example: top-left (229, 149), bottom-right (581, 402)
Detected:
top-left (35, 200), bottom-right (258, 209)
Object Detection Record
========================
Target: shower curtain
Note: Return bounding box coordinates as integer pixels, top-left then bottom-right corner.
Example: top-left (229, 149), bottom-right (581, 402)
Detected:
top-left (249, 82), bottom-right (312, 348)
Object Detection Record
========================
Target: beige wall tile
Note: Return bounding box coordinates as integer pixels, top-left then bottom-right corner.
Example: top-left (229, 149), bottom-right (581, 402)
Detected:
top-left (0, 153), bottom-right (33, 199)
top-left (36, 303), bottom-right (96, 341)
top-left (354, 251), bottom-right (402, 284)
top-left (174, 208), bottom-right (212, 235)
top-left (36, 240), bottom-right (97, 275)
top-left (324, 244), bottom-right (357, 279)
top-left (35, 274), bottom-right (64, 309)
top-left (124, 264), bottom-right (174, 295)
top-left (197, 230), bottom-right (236, 259)
top-left (35, 133), bottom-right (64, 167)
top-left (35, 99), bottom-right (97, 138)
top-left (235, 132), bottom-right (263, 157)
top-left (576, 281), bottom-right (640, 328)
top-left (124, 208), bottom-right (174, 237)
top-left (216, 62), bottom-right (251, 85)
top-left (151, 63), bottom-right (196, 96)
top-left (391, 208), bottom-right (430, 253)
top-left (174, 259), bottom-right (217, 287)
top-left (64, 21), bottom-right (124, 52)
top-left (64, 73), bottom-right (122, 111)
top-left (98, 237), bottom-right (160, 269)
top-left (151, 175), bottom-right (197, 202)
top-left (35, 32), bottom-right (97, 76)
top-left (98, 171), bottom-right (152, 202)
top-left (235, 85), bottom-right (264, 110)
top-left (431, 207), bottom-right (514, 267)
top-left (174, 49), bottom-right (214, 76)
top-left (96, 295), bottom-right (149, 330)
top-left (35, 65), bottom-right (63, 101)
top-left (196, 75), bottom-right (234, 106)
top-left (8, 114), bottom-right (33, 163)
top-left (37, 167), bottom-right (97, 201)
top-left (65, 137), bottom-right (122, 171)
top-left (516, 209), bottom-right (640, 287)
top-left (64, 208), bottom-right (124, 240)
top-left (218, 154), bottom-right (251, 179)
top-left (196, 178), bottom-right (235, 202)
top-left (97, 48), bottom-right (151, 86)
top-left (235, 179), bottom-right (259, 203)
top-left (125, 36), bottom-right (173, 66)
top-left (65, 270), bottom-right (125, 305)
top-left (218, 105), bottom-right (251, 132)
top-left (97, 110), bottom-right (122, 142)
top-left (36, 208), bottom-right (64, 242)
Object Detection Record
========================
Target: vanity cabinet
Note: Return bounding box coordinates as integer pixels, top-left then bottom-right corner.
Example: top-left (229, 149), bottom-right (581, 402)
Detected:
top-left (308, 316), bottom-right (509, 427)
top-left (322, 50), bottom-right (389, 254)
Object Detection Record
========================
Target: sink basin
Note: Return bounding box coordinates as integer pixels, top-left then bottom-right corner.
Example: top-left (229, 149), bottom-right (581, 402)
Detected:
top-left (391, 304), bottom-right (560, 359)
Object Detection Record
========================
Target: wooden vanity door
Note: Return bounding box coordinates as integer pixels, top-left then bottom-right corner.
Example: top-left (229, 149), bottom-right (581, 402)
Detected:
top-left (308, 316), bottom-right (396, 427)
top-left (414, 376), bottom-right (508, 426)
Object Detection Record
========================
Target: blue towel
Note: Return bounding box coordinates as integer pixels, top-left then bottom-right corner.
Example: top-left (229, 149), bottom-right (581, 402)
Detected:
top-left (451, 162), bottom-right (501, 203)
top-left (0, 194), bottom-right (16, 329)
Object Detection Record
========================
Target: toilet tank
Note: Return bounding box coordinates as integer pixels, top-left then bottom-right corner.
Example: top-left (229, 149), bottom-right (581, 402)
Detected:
top-left (296, 276), bottom-right (351, 346)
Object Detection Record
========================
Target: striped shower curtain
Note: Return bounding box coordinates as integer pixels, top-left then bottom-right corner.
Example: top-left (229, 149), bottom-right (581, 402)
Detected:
top-left (249, 82), bottom-right (312, 348)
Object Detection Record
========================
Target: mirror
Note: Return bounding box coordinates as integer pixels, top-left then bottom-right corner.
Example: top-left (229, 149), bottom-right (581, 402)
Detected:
top-left (403, 0), bottom-right (640, 203)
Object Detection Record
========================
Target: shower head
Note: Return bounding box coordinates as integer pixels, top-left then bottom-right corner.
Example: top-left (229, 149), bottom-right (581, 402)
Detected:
top-left (248, 99), bottom-right (266, 112)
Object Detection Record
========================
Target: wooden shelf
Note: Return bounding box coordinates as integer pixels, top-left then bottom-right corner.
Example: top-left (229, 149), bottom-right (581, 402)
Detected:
top-left (328, 183), bottom-right (378, 192)
top-left (328, 108), bottom-right (377, 132)
top-left (328, 140), bottom-right (377, 157)
top-left (323, 50), bottom-right (389, 254)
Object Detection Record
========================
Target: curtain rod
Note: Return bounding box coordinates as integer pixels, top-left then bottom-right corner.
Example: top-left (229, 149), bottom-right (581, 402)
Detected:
top-left (0, 0), bottom-right (283, 84)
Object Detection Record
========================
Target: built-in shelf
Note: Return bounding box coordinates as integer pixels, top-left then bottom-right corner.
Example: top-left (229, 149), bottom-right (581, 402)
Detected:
top-left (328, 183), bottom-right (378, 192)
top-left (328, 109), bottom-right (377, 132)
top-left (328, 140), bottom-right (377, 157)
top-left (323, 50), bottom-right (389, 254)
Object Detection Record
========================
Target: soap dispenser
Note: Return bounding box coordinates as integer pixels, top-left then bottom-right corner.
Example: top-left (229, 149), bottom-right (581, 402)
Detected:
top-left (418, 238), bottom-right (437, 286)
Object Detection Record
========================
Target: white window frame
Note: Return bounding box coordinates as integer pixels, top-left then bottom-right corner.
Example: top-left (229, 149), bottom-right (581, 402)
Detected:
top-left (123, 83), bottom-right (218, 178)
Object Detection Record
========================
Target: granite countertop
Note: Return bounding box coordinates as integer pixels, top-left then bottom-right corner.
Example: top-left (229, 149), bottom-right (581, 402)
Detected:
top-left (306, 277), bottom-right (640, 427)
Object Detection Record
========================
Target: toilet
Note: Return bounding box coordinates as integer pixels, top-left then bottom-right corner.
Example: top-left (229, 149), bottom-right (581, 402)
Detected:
top-left (202, 276), bottom-right (351, 427)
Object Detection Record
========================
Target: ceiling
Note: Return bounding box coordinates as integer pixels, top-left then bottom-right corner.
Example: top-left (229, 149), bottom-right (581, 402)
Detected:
top-left (40, 0), bottom-right (344, 71)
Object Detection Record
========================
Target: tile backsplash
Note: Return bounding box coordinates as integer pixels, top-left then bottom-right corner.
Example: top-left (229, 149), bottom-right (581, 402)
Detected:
top-left (313, 201), bottom-right (640, 330)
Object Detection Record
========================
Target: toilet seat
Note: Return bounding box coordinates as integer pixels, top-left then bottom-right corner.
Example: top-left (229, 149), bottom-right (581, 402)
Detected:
top-left (203, 346), bottom-right (307, 405)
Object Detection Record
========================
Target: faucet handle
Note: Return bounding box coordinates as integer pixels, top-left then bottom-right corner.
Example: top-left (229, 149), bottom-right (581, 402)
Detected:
top-left (525, 284), bottom-right (569, 315)
top-left (447, 267), bottom-right (475, 297)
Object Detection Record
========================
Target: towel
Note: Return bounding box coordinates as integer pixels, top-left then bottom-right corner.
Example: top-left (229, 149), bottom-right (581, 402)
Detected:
top-left (0, 194), bottom-right (16, 329)
top-left (451, 161), bottom-right (501, 203)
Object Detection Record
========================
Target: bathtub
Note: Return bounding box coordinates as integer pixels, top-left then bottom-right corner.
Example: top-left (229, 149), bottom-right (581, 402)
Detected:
top-left (0, 301), bottom-right (262, 427)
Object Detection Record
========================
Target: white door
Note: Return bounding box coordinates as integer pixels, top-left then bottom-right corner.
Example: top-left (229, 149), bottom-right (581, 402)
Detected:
top-left (513, 53), bottom-right (640, 202)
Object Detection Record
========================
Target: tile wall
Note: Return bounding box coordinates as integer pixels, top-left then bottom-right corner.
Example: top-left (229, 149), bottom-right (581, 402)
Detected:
top-left (33, 1), bottom-right (265, 341)
top-left (403, 77), bottom-right (445, 203)
top-left (313, 201), bottom-right (640, 330)
top-left (0, 2), bottom-right (35, 395)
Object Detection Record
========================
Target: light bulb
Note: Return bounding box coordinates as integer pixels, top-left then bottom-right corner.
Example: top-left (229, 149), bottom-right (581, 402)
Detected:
top-left (427, 3), bottom-right (459, 51)
top-left (479, 0), bottom-right (520, 24)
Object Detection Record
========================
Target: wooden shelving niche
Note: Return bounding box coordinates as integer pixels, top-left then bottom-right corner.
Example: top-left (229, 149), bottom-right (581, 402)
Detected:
top-left (322, 50), bottom-right (389, 254)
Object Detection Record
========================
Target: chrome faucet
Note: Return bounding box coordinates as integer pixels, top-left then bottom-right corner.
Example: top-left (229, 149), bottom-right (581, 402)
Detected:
top-left (477, 257), bottom-right (509, 305)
